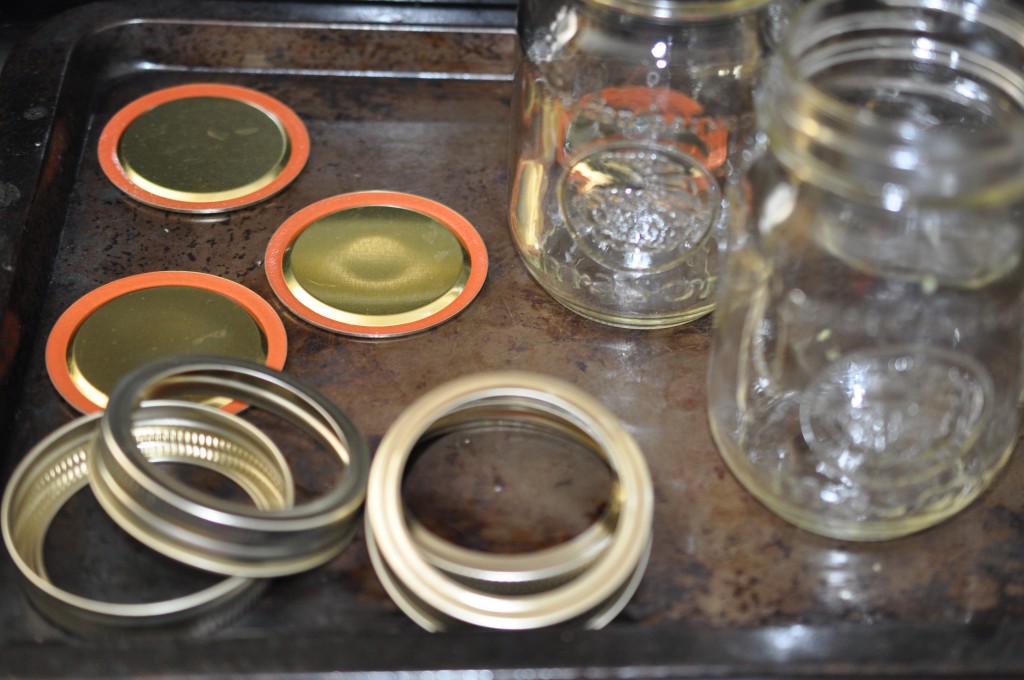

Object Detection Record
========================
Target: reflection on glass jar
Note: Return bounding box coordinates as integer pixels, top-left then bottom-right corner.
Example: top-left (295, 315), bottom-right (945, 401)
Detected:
top-left (707, 0), bottom-right (1024, 540)
top-left (509, 0), bottom-right (789, 328)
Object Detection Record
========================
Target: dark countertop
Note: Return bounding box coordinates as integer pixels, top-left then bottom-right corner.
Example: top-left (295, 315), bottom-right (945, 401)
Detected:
top-left (1, 23), bottom-right (33, 70)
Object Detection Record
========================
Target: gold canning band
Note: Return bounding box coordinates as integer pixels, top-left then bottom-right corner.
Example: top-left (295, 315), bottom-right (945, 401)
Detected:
top-left (1, 402), bottom-right (292, 634)
top-left (405, 412), bottom-right (618, 591)
top-left (90, 355), bottom-right (369, 578)
top-left (365, 372), bottom-right (654, 631)
top-left (366, 518), bottom-right (652, 630)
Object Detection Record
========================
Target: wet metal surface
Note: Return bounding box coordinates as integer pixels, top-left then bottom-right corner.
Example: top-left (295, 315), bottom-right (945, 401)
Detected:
top-left (0, 2), bottom-right (1022, 677)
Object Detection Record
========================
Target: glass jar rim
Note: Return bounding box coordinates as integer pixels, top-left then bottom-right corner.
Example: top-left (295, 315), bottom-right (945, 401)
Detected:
top-left (585, 0), bottom-right (777, 20)
top-left (777, 0), bottom-right (1024, 142)
top-left (767, 0), bottom-right (1024, 201)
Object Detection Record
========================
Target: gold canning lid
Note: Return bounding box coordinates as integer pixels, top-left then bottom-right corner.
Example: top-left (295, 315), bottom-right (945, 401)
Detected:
top-left (98, 83), bottom-right (309, 212)
top-left (45, 271), bottom-right (288, 414)
top-left (0, 402), bottom-right (292, 634)
top-left (264, 191), bottom-right (488, 337)
top-left (365, 371), bottom-right (654, 631)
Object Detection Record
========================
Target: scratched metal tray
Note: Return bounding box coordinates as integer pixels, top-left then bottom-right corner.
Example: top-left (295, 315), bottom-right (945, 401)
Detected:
top-left (0, 1), bottom-right (1022, 677)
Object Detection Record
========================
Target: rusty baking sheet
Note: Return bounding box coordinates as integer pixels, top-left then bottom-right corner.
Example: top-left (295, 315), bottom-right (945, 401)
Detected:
top-left (0, 1), bottom-right (1022, 677)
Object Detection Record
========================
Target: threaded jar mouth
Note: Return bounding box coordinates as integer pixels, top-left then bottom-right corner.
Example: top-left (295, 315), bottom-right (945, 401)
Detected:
top-left (765, 0), bottom-right (1024, 202)
top-left (586, 0), bottom-right (777, 21)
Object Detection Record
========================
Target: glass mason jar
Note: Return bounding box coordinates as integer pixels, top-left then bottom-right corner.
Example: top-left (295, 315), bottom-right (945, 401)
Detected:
top-left (508, 0), bottom-right (789, 328)
top-left (708, 0), bottom-right (1024, 540)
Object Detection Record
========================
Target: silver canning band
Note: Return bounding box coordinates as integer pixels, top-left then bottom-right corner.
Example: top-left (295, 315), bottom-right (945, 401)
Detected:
top-left (1, 403), bottom-right (291, 634)
top-left (91, 355), bottom-right (370, 578)
top-left (365, 371), bottom-right (654, 631)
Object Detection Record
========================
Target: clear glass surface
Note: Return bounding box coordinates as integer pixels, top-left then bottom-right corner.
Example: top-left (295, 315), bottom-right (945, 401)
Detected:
top-left (707, 0), bottom-right (1024, 540)
top-left (508, 0), bottom-right (788, 328)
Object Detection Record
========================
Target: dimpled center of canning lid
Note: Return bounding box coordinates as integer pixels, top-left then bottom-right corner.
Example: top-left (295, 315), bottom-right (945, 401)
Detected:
top-left (288, 205), bottom-right (468, 316)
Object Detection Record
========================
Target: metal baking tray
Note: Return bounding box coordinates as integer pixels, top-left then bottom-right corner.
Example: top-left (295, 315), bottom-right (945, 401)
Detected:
top-left (0, 1), bottom-right (1022, 677)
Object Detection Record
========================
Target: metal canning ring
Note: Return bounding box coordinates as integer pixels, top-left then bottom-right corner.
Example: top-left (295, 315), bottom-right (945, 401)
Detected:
top-left (405, 411), bottom-right (619, 591)
top-left (1, 402), bottom-right (291, 634)
top-left (91, 355), bottom-right (369, 578)
top-left (365, 371), bottom-right (654, 631)
top-left (366, 516), bottom-right (653, 631)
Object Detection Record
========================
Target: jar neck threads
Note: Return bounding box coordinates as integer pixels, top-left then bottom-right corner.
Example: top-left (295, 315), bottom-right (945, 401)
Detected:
top-left (763, 0), bottom-right (1024, 204)
top-left (585, 0), bottom-right (777, 21)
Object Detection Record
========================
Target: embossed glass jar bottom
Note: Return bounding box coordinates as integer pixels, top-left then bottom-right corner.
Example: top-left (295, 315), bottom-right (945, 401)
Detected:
top-left (705, 0), bottom-right (1024, 539)
top-left (510, 139), bottom-right (722, 329)
top-left (709, 344), bottom-right (1016, 540)
top-left (521, 264), bottom-right (718, 329)
top-left (710, 415), bottom-right (1016, 541)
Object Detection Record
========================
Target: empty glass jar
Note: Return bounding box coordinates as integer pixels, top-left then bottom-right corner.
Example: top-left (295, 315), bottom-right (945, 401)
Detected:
top-left (508, 0), bottom-right (788, 328)
top-left (707, 0), bottom-right (1024, 539)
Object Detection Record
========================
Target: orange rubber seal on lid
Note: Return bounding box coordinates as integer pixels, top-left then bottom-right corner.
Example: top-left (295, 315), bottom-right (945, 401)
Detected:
top-left (265, 191), bottom-right (488, 338)
top-left (98, 83), bottom-right (310, 213)
top-left (45, 271), bottom-right (288, 414)
top-left (561, 85), bottom-right (728, 170)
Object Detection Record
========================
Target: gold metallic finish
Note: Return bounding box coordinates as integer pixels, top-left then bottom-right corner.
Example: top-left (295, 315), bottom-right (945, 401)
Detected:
top-left (91, 356), bottom-right (370, 578)
top-left (365, 372), bottom-right (654, 631)
top-left (67, 286), bottom-right (269, 409)
top-left (264, 191), bottom-right (489, 337)
top-left (283, 206), bottom-right (470, 322)
top-left (364, 524), bottom-right (460, 631)
top-left (118, 96), bottom-right (290, 204)
top-left (367, 522), bottom-right (653, 631)
top-left (46, 271), bottom-right (288, 414)
top-left (99, 84), bottom-right (309, 213)
top-left (0, 402), bottom-right (292, 634)
top-left (409, 520), bottom-right (613, 593)
top-left (406, 412), bottom-right (618, 590)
